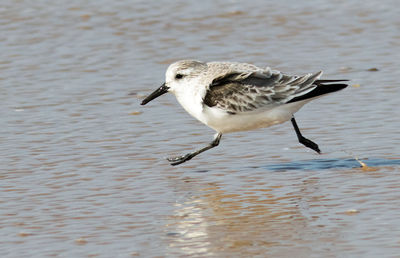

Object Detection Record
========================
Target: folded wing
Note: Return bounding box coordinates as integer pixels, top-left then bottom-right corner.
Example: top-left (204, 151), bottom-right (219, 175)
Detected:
top-left (203, 69), bottom-right (345, 114)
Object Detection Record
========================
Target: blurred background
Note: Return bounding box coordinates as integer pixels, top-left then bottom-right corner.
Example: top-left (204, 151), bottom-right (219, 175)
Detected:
top-left (1, 0), bottom-right (399, 257)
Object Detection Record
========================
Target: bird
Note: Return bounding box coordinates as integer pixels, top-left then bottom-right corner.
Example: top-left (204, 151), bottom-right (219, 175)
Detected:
top-left (141, 60), bottom-right (348, 166)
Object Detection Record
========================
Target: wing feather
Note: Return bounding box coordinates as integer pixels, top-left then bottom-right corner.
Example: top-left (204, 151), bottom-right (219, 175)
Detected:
top-left (203, 69), bottom-right (323, 114)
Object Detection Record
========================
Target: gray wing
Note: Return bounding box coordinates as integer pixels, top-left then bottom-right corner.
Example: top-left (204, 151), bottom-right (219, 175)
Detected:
top-left (203, 69), bottom-right (322, 114)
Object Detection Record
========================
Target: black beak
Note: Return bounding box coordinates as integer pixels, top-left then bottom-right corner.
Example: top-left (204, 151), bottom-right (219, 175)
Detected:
top-left (141, 83), bottom-right (169, 105)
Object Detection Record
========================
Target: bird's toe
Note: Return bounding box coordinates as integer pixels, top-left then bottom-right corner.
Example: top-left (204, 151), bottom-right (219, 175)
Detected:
top-left (167, 153), bottom-right (193, 166)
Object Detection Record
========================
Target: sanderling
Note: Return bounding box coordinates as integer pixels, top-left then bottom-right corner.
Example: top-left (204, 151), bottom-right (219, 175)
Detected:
top-left (141, 60), bottom-right (348, 166)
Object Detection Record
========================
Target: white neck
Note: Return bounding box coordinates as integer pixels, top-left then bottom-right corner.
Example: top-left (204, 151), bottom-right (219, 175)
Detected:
top-left (174, 89), bottom-right (205, 123)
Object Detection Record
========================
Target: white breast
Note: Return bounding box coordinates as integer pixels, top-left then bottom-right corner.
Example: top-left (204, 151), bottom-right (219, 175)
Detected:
top-left (174, 89), bottom-right (207, 124)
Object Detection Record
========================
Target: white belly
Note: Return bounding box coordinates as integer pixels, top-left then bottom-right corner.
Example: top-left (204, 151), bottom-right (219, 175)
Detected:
top-left (200, 100), bottom-right (310, 133)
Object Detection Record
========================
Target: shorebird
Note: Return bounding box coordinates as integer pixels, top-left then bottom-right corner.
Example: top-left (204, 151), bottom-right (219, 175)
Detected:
top-left (141, 60), bottom-right (348, 166)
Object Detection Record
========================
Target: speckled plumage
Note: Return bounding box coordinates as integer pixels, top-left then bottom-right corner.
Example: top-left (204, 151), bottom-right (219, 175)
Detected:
top-left (203, 66), bottom-right (322, 114)
top-left (160, 60), bottom-right (346, 133)
top-left (141, 59), bottom-right (348, 165)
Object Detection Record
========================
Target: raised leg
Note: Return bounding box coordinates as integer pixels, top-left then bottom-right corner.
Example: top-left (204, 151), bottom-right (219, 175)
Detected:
top-left (167, 133), bottom-right (222, 166)
top-left (291, 117), bottom-right (321, 154)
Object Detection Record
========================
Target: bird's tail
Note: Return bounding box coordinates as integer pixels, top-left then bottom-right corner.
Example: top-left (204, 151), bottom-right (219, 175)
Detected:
top-left (288, 79), bottom-right (348, 103)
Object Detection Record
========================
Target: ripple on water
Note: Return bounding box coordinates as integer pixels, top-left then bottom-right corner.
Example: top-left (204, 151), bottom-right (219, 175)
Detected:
top-left (1, 0), bottom-right (400, 257)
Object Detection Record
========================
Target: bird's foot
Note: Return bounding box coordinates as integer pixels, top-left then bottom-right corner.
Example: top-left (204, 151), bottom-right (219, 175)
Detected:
top-left (167, 153), bottom-right (194, 166)
top-left (300, 137), bottom-right (321, 154)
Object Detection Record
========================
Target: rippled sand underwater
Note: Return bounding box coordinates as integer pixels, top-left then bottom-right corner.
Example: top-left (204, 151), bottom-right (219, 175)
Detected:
top-left (1, 0), bottom-right (400, 257)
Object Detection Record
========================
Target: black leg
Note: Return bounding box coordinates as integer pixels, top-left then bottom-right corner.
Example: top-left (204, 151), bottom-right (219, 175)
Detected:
top-left (167, 133), bottom-right (222, 166)
top-left (291, 117), bottom-right (321, 154)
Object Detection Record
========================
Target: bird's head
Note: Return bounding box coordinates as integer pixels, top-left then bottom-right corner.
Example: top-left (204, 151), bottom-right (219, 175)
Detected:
top-left (141, 60), bottom-right (207, 105)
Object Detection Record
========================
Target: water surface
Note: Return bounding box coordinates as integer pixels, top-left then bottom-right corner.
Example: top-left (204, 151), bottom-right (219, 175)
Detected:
top-left (1, 0), bottom-right (400, 257)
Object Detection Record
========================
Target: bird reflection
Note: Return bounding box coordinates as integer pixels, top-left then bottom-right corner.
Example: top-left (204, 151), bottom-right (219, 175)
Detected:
top-left (165, 180), bottom-right (314, 257)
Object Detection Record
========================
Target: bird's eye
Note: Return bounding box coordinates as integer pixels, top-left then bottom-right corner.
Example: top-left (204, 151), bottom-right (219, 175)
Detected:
top-left (175, 74), bottom-right (184, 79)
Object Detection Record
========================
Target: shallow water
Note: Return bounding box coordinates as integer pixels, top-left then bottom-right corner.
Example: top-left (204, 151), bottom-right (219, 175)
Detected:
top-left (1, 0), bottom-right (400, 257)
